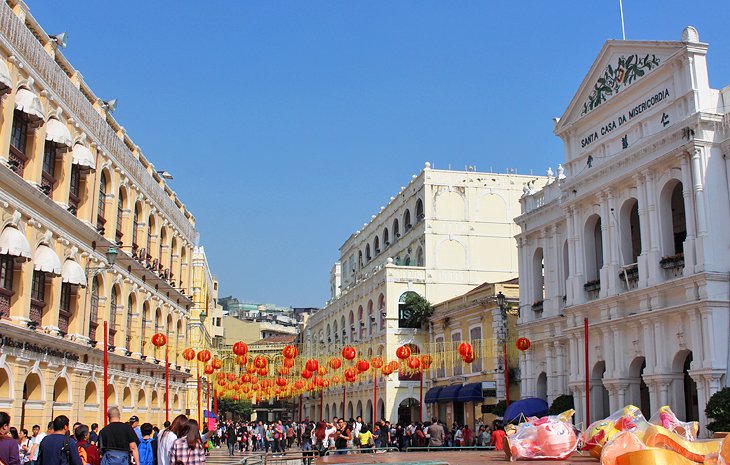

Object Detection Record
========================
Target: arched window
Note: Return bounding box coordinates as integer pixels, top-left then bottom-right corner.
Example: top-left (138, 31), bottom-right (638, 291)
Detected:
top-left (358, 250), bottom-right (363, 270)
top-left (373, 236), bottom-right (380, 255)
top-left (132, 204), bottom-right (141, 252)
top-left (140, 303), bottom-right (149, 356)
top-left (416, 198), bottom-right (424, 221)
top-left (59, 282), bottom-right (72, 334)
top-left (115, 189), bottom-right (125, 245)
top-left (393, 219), bottom-right (400, 239)
top-left (9, 109), bottom-right (30, 176)
top-left (97, 173), bottom-right (107, 232)
top-left (620, 198), bottom-right (641, 265)
top-left (146, 215), bottom-right (155, 262)
top-left (89, 277), bottom-right (100, 341)
top-left (398, 291), bottom-right (420, 328)
top-left (357, 306), bottom-right (364, 339)
top-left (367, 300), bottom-right (375, 336)
top-left (532, 248), bottom-right (545, 304)
top-left (416, 247), bottom-right (424, 266)
top-left (378, 294), bottom-right (386, 329)
top-left (403, 210), bottom-right (412, 231)
top-left (41, 141), bottom-right (58, 197)
top-left (125, 295), bottom-right (134, 352)
top-left (365, 244), bottom-right (371, 262)
top-left (382, 228), bottom-right (390, 247)
top-left (660, 181), bottom-right (687, 256)
top-left (584, 214), bottom-right (603, 283)
top-left (109, 286), bottom-right (119, 346)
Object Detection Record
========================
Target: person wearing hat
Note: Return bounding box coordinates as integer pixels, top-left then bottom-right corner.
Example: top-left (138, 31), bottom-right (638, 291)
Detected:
top-left (129, 417), bottom-right (142, 442)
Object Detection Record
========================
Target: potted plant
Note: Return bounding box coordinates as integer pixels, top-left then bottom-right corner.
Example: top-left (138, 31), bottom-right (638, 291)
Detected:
top-left (706, 387), bottom-right (730, 438)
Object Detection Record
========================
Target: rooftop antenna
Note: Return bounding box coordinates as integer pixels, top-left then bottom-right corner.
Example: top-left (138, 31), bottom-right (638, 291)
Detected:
top-left (619, 0), bottom-right (626, 40)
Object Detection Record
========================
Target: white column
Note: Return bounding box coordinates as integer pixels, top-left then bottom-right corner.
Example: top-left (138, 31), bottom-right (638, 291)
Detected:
top-left (546, 343), bottom-right (555, 402)
top-left (634, 173), bottom-right (652, 286)
top-left (691, 147), bottom-right (708, 271)
top-left (679, 153), bottom-right (697, 272)
top-left (644, 170), bottom-right (663, 286)
top-left (598, 192), bottom-right (611, 297)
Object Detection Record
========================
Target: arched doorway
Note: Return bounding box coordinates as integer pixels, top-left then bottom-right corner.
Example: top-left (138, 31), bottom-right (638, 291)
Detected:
top-left (536, 372), bottom-right (547, 402)
top-left (21, 373), bottom-right (44, 430)
top-left (628, 357), bottom-right (650, 417)
top-left (590, 361), bottom-right (609, 422)
top-left (347, 401), bottom-right (353, 420)
top-left (325, 404), bottom-right (330, 420)
top-left (672, 350), bottom-right (698, 421)
top-left (366, 400), bottom-right (373, 424)
top-left (356, 400), bottom-right (363, 418)
top-left (398, 398), bottom-right (420, 425)
top-left (377, 398), bottom-right (385, 423)
top-left (0, 368), bottom-right (10, 401)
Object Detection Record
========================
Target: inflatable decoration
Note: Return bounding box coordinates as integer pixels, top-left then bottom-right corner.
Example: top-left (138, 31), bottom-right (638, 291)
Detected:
top-left (648, 406), bottom-right (698, 442)
top-left (505, 409), bottom-right (578, 461)
top-left (581, 405), bottom-right (647, 458)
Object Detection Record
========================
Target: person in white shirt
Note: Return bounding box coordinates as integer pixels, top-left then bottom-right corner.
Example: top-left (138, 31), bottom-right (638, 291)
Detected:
top-left (158, 415), bottom-right (188, 465)
top-left (352, 417), bottom-right (362, 447)
top-left (28, 422), bottom-right (50, 465)
top-left (323, 423), bottom-right (337, 450)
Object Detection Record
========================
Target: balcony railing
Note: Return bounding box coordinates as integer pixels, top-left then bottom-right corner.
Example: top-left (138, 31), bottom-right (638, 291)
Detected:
top-left (660, 253), bottom-right (684, 279)
top-left (618, 264), bottom-right (639, 290)
top-left (584, 280), bottom-right (600, 301)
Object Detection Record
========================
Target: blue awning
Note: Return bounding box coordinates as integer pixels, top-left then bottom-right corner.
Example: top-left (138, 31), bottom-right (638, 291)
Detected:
top-left (424, 386), bottom-right (443, 404)
top-left (456, 382), bottom-right (484, 402)
top-left (438, 384), bottom-right (463, 403)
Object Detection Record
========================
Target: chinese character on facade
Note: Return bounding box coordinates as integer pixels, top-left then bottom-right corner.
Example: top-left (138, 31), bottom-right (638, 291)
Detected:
top-left (661, 112), bottom-right (670, 127)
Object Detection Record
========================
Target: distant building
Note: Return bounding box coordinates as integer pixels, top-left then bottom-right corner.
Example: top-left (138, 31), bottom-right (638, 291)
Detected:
top-left (248, 334), bottom-right (298, 422)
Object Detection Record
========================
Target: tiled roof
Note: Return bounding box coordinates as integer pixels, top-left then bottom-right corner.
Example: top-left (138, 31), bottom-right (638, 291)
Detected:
top-left (251, 334), bottom-right (297, 345)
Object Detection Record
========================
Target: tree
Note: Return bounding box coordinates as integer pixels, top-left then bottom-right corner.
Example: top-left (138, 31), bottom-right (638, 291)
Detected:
top-left (706, 387), bottom-right (730, 432)
top-left (492, 400), bottom-right (507, 417)
top-left (217, 397), bottom-right (254, 420)
top-left (401, 294), bottom-right (434, 329)
top-left (548, 394), bottom-right (575, 416)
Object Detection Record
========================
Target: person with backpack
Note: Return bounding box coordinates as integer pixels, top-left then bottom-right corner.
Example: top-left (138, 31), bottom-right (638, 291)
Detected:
top-left (137, 424), bottom-right (156, 465)
top-left (36, 415), bottom-right (82, 465)
top-left (74, 425), bottom-right (99, 465)
top-left (98, 407), bottom-right (139, 465)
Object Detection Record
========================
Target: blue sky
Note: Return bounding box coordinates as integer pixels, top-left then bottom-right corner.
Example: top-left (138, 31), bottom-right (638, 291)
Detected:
top-left (29, 1), bottom-right (730, 307)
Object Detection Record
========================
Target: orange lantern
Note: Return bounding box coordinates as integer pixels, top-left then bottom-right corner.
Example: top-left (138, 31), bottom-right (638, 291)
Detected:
top-left (301, 369), bottom-right (313, 379)
top-left (283, 358), bottom-right (295, 368)
top-left (211, 358), bottom-right (223, 370)
top-left (396, 345), bottom-right (412, 360)
top-left (305, 359), bottom-right (319, 372)
top-left (322, 379), bottom-right (330, 388)
top-left (341, 346), bottom-right (357, 361)
top-left (216, 372), bottom-right (226, 380)
top-left (204, 364), bottom-right (214, 375)
top-left (257, 367), bottom-right (268, 377)
top-left (217, 379), bottom-right (226, 387)
top-left (356, 360), bottom-right (370, 373)
top-left (242, 386), bottom-right (251, 394)
top-left (197, 350), bottom-right (212, 363)
top-left (241, 373), bottom-right (252, 383)
top-left (250, 376), bottom-right (258, 385)
top-left (295, 380), bottom-right (305, 390)
top-left (420, 355), bottom-right (433, 369)
top-left (371, 357), bottom-right (384, 369)
top-left (182, 348), bottom-right (196, 361)
top-left (329, 357), bottom-right (342, 370)
top-left (227, 373), bottom-right (236, 382)
top-left (246, 364), bottom-right (257, 374)
top-left (278, 367), bottom-right (290, 376)
top-left (331, 375), bottom-right (341, 384)
top-left (381, 365), bottom-right (393, 376)
top-left (344, 367), bottom-right (357, 379)
top-left (318, 367), bottom-right (328, 376)
top-left (276, 377), bottom-right (288, 387)
top-left (251, 384), bottom-right (259, 391)
top-left (253, 356), bottom-right (267, 369)
top-left (151, 333), bottom-right (167, 348)
top-left (458, 342), bottom-right (473, 357)
top-left (516, 337), bottom-right (531, 351)
top-left (407, 357), bottom-right (421, 370)
top-left (388, 360), bottom-right (399, 370)
top-left (235, 355), bottom-right (248, 366)
top-left (232, 341), bottom-right (249, 356)
top-left (233, 395), bottom-right (239, 401)
top-left (283, 345), bottom-right (298, 359)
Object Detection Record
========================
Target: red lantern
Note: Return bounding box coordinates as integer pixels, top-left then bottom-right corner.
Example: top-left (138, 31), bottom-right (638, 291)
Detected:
top-left (278, 367), bottom-right (290, 376)
top-left (420, 355), bottom-right (433, 369)
top-left (458, 342), bottom-right (473, 357)
top-left (204, 364), bottom-right (214, 375)
top-left (211, 358), bottom-right (223, 370)
top-left (407, 357), bottom-right (421, 370)
top-left (516, 337), bottom-right (531, 351)
top-left (276, 377), bottom-right (287, 387)
top-left (250, 376), bottom-right (258, 385)
top-left (246, 364), bottom-right (257, 374)
top-left (396, 345), bottom-right (411, 360)
top-left (317, 366), bottom-right (328, 376)
top-left (295, 380), bottom-right (305, 390)
top-left (233, 395), bottom-right (239, 401)
top-left (235, 355), bottom-right (248, 366)
top-left (283, 345), bottom-right (299, 359)
top-left (388, 360), bottom-right (399, 370)
top-left (257, 367), bottom-right (268, 377)
top-left (227, 373), bottom-right (236, 382)
top-left (356, 360), bottom-right (370, 373)
top-left (381, 365), bottom-right (393, 376)
top-left (197, 350), bottom-right (212, 363)
top-left (305, 359), bottom-right (319, 372)
top-left (301, 369), bottom-right (313, 379)
top-left (341, 346), bottom-right (357, 361)
top-left (241, 373), bottom-right (252, 383)
top-left (217, 379), bottom-right (226, 387)
top-left (331, 375), bottom-right (341, 384)
top-left (151, 333), bottom-right (167, 348)
top-left (329, 357), bottom-right (342, 370)
top-left (344, 368), bottom-right (357, 379)
top-left (283, 358), bottom-right (295, 368)
top-left (253, 356), bottom-right (267, 369)
top-left (182, 348), bottom-right (196, 361)
top-left (242, 386), bottom-right (251, 394)
top-left (370, 357), bottom-right (384, 369)
top-left (232, 341), bottom-right (249, 356)
top-left (463, 352), bottom-right (475, 364)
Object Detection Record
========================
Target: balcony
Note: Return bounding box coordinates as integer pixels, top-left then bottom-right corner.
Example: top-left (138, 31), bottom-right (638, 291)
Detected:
top-left (618, 264), bottom-right (639, 290)
top-left (660, 253), bottom-right (684, 279)
top-left (584, 280), bottom-right (600, 301)
top-left (531, 300), bottom-right (544, 316)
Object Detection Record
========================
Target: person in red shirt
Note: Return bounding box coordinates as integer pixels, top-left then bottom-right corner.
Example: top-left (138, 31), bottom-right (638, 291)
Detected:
top-left (75, 425), bottom-right (100, 465)
top-left (491, 426), bottom-right (506, 451)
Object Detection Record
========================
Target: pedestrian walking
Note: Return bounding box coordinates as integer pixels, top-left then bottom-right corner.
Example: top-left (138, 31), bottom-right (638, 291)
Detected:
top-left (169, 420), bottom-right (205, 465)
top-left (0, 413), bottom-right (20, 465)
top-left (98, 407), bottom-right (140, 465)
top-left (74, 425), bottom-right (100, 465)
top-left (36, 415), bottom-right (82, 465)
top-left (157, 415), bottom-right (187, 465)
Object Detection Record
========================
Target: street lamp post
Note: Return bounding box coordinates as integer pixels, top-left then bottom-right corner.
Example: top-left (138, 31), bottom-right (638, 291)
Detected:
top-left (84, 246), bottom-right (118, 425)
top-left (496, 291), bottom-right (509, 407)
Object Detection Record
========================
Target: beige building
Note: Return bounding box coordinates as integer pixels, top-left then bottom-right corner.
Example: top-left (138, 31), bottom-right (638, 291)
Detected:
top-left (426, 280), bottom-right (519, 428)
top-left (0, 0), bottom-right (212, 428)
top-left (302, 163), bottom-right (544, 424)
top-left (222, 316), bottom-right (297, 349)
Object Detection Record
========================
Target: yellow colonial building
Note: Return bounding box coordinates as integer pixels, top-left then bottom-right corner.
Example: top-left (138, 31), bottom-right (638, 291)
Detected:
top-left (0, 0), bottom-right (216, 429)
top-left (426, 279), bottom-right (519, 428)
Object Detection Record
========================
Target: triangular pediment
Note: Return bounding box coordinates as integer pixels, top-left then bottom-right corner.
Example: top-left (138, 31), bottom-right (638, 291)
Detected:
top-left (556, 40), bottom-right (687, 132)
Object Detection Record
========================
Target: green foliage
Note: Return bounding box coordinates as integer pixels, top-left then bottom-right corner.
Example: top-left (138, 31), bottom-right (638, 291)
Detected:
top-left (705, 387), bottom-right (730, 432)
top-left (492, 400), bottom-right (507, 417)
top-left (217, 397), bottom-right (253, 420)
top-left (548, 394), bottom-right (575, 416)
top-left (401, 294), bottom-right (434, 329)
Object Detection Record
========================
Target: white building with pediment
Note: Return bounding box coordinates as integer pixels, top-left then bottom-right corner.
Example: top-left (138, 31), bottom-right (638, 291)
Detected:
top-left (301, 163), bottom-right (543, 424)
top-left (516, 27), bottom-right (730, 433)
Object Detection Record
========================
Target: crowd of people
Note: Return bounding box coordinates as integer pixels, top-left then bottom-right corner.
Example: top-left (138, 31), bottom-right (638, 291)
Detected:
top-left (1, 410), bottom-right (508, 465)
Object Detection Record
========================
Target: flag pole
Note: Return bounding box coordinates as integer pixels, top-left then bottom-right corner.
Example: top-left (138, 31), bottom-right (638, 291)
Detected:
top-left (619, 0), bottom-right (626, 40)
